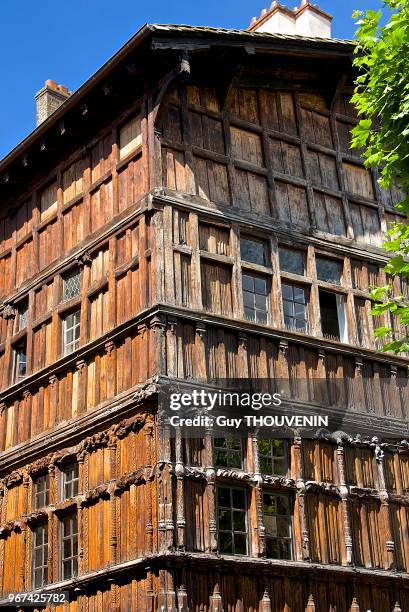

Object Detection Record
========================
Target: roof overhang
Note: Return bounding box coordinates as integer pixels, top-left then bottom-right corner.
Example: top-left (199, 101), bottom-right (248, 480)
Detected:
top-left (0, 23), bottom-right (354, 195)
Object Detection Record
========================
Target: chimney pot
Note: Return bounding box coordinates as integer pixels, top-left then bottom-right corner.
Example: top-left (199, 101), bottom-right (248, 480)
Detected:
top-left (248, 0), bottom-right (332, 38)
top-left (35, 79), bottom-right (72, 126)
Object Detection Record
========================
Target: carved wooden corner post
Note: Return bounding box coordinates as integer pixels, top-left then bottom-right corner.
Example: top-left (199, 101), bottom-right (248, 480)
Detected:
top-left (336, 441), bottom-right (353, 565)
top-left (151, 208), bottom-right (165, 305)
top-left (177, 576), bottom-right (189, 612)
top-left (145, 566), bottom-right (155, 612)
top-left (20, 470), bottom-right (31, 591)
top-left (108, 430), bottom-right (118, 565)
top-left (78, 449), bottom-right (89, 574)
top-left (374, 440), bottom-right (395, 570)
top-left (175, 426), bottom-right (186, 550)
top-left (293, 431), bottom-right (310, 561)
top-left (166, 318), bottom-right (178, 379)
top-left (144, 422), bottom-right (154, 555)
top-left (157, 416), bottom-right (174, 552)
top-left (77, 451), bottom-right (85, 575)
top-left (251, 430), bottom-right (265, 557)
top-left (0, 481), bottom-right (8, 590)
top-left (162, 205), bottom-right (175, 304)
top-left (205, 421), bottom-right (217, 553)
top-left (157, 567), bottom-right (177, 612)
top-left (151, 314), bottom-right (167, 377)
top-left (47, 506), bottom-right (56, 584)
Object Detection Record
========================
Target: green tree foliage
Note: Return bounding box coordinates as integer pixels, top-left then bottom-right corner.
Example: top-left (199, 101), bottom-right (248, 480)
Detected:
top-left (351, 0), bottom-right (409, 353)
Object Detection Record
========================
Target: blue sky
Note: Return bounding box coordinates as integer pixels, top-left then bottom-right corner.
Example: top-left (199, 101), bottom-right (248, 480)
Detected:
top-left (0, 0), bottom-right (384, 160)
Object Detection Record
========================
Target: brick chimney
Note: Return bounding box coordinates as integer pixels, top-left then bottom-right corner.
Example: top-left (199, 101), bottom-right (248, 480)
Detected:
top-left (35, 80), bottom-right (72, 126)
top-left (248, 0), bottom-right (332, 38)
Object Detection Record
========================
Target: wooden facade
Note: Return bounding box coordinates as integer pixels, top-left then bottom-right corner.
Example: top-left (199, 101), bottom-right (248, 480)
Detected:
top-left (0, 23), bottom-right (408, 611)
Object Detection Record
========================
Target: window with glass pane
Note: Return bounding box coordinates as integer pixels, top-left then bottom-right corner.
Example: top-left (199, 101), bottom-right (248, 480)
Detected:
top-left (33, 524), bottom-right (48, 588)
top-left (240, 237), bottom-right (267, 266)
top-left (61, 512), bottom-right (78, 580)
top-left (62, 463), bottom-right (79, 500)
top-left (258, 439), bottom-right (288, 475)
top-left (62, 269), bottom-right (81, 302)
top-left (34, 474), bottom-right (50, 509)
top-left (17, 301), bottom-right (28, 331)
top-left (214, 436), bottom-right (243, 469)
top-left (279, 248), bottom-right (305, 275)
top-left (217, 487), bottom-right (248, 555)
top-left (263, 493), bottom-right (293, 560)
top-left (282, 283), bottom-right (308, 332)
top-left (316, 257), bottom-right (343, 285)
top-left (62, 310), bottom-right (81, 355)
top-left (12, 340), bottom-right (27, 383)
top-left (243, 274), bottom-right (268, 323)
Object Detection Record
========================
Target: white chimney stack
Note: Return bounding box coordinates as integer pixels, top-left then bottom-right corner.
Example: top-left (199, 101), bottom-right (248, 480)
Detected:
top-left (248, 0), bottom-right (332, 38)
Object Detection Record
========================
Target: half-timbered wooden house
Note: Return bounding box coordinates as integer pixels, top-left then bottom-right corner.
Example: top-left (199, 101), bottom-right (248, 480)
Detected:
top-left (0, 2), bottom-right (408, 609)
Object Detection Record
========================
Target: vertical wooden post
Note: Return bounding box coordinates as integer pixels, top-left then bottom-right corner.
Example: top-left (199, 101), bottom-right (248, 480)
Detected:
top-left (190, 212), bottom-right (202, 311)
top-left (108, 432), bottom-right (118, 565)
top-left (175, 427), bottom-right (186, 549)
top-left (336, 442), bottom-right (353, 565)
top-left (163, 205), bottom-right (175, 304)
top-left (56, 170), bottom-right (64, 258)
top-left (77, 452), bottom-right (85, 575)
top-left (151, 208), bottom-right (165, 305)
top-left (238, 332), bottom-right (249, 380)
top-left (231, 223), bottom-right (243, 317)
top-left (252, 431), bottom-right (265, 557)
top-left (374, 441), bottom-right (395, 570)
top-left (270, 236), bottom-right (283, 328)
top-left (195, 322), bottom-right (207, 382)
top-left (108, 236), bottom-right (117, 331)
top-left (293, 432), bottom-right (310, 561)
top-left (144, 422), bottom-right (154, 555)
top-left (205, 423), bottom-right (217, 553)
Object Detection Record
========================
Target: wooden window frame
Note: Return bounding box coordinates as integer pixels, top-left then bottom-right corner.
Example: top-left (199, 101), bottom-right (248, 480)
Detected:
top-left (62, 309), bottom-right (81, 356)
top-left (62, 268), bottom-right (81, 303)
top-left (32, 523), bottom-right (49, 589)
top-left (281, 281), bottom-right (309, 334)
top-left (258, 439), bottom-right (289, 477)
top-left (60, 462), bottom-right (79, 501)
top-left (33, 473), bottom-right (50, 510)
top-left (60, 511), bottom-right (79, 580)
top-left (263, 491), bottom-right (294, 560)
top-left (217, 485), bottom-right (248, 556)
top-left (214, 435), bottom-right (244, 470)
top-left (242, 271), bottom-right (270, 325)
top-left (11, 338), bottom-right (27, 384)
